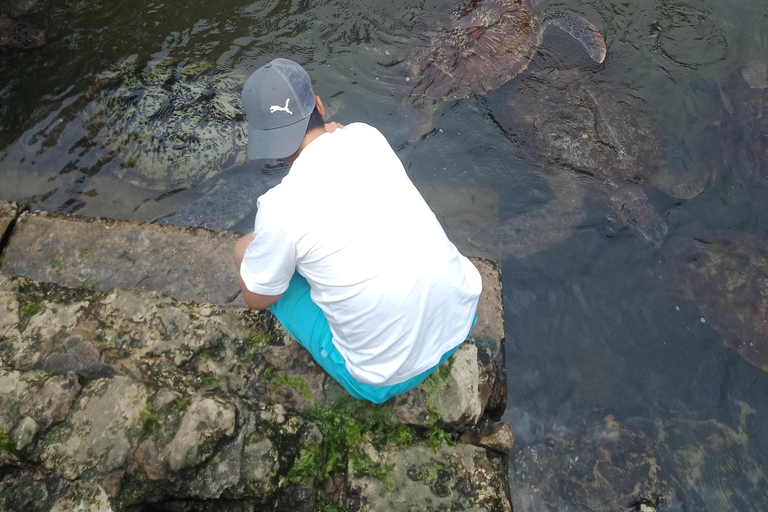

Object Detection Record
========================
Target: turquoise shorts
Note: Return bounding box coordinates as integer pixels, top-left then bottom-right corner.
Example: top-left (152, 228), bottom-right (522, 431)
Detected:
top-left (270, 272), bottom-right (474, 404)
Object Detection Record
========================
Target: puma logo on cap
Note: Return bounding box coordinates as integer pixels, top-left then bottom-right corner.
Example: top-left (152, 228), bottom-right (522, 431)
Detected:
top-left (270, 99), bottom-right (293, 115)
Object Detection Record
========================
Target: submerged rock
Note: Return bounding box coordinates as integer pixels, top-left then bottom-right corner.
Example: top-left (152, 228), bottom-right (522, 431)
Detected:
top-left (509, 413), bottom-right (681, 512)
top-left (658, 232), bottom-right (768, 372)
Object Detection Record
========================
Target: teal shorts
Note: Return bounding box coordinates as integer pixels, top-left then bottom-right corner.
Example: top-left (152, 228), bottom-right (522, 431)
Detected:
top-left (270, 272), bottom-right (474, 404)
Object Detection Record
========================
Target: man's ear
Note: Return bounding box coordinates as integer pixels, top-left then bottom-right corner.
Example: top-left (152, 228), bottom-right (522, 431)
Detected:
top-left (315, 95), bottom-right (325, 118)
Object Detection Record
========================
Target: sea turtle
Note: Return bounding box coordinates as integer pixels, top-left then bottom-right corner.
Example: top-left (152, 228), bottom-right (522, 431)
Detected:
top-left (716, 60), bottom-right (768, 204)
top-left (469, 66), bottom-right (710, 255)
top-left (393, 0), bottom-right (607, 139)
top-left (661, 401), bottom-right (768, 510)
top-left (0, 0), bottom-right (44, 48)
top-left (159, 163), bottom-right (289, 232)
top-left (155, 98), bottom-right (344, 231)
top-left (7, 55), bottom-right (249, 191)
top-left (510, 411), bottom-right (681, 512)
top-left (657, 231), bottom-right (768, 372)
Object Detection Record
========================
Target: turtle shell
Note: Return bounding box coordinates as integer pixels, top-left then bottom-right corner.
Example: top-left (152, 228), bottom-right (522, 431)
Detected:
top-left (406, 0), bottom-right (542, 102)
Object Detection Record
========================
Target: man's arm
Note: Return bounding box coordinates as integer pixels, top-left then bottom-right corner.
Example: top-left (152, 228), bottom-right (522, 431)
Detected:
top-left (234, 232), bottom-right (282, 311)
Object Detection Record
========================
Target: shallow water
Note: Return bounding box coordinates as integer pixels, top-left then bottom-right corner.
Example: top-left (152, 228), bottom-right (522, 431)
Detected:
top-left (2, 0), bottom-right (768, 509)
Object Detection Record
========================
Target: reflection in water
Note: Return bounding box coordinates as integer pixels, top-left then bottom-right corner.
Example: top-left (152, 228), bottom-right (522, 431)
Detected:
top-left (1, 0), bottom-right (768, 509)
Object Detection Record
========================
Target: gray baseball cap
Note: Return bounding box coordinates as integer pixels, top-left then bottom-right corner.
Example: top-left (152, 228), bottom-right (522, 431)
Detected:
top-left (242, 58), bottom-right (316, 160)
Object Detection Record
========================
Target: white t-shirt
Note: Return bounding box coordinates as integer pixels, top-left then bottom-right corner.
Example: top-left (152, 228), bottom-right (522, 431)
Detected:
top-left (240, 123), bottom-right (482, 386)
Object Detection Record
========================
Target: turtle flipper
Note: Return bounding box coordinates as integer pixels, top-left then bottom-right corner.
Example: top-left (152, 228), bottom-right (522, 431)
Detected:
top-left (609, 187), bottom-right (667, 246)
top-left (542, 10), bottom-right (606, 63)
top-left (398, 95), bottom-right (439, 142)
top-left (469, 201), bottom-right (587, 257)
top-left (160, 166), bottom-right (287, 231)
top-left (651, 162), bottom-right (711, 200)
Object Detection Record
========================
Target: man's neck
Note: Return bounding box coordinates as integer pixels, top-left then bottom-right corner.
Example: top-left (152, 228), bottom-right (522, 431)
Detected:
top-left (281, 126), bottom-right (329, 167)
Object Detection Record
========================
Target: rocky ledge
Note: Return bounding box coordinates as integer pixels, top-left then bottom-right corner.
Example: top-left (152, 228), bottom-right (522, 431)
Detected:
top-left (0, 204), bottom-right (510, 512)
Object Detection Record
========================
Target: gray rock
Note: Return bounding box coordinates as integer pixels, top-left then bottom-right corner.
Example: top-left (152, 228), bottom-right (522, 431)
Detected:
top-left (0, 201), bottom-right (18, 241)
top-left (165, 397), bottom-right (236, 472)
top-left (392, 343), bottom-right (481, 432)
top-left (11, 415), bottom-right (38, 450)
top-left (40, 376), bottom-right (149, 480)
top-left (469, 257), bottom-right (506, 419)
top-left (20, 373), bottom-right (81, 430)
top-left (460, 422), bottom-right (515, 453)
top-left (49, 482), bottom-right (112, 512)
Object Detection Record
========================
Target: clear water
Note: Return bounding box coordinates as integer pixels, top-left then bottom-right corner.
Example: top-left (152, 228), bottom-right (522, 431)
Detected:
top-left (1, 0), bottom-right (767, 509)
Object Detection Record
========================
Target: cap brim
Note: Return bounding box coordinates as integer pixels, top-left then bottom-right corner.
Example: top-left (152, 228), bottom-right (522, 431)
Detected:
top-left (247, 115), bottom-right (312, 161)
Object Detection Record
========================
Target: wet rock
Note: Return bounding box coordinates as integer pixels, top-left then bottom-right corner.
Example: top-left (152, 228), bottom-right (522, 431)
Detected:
top-left (460, 422), bottom-right (515, 453)
top-left (469, 257), bottom-right (506, 419)
top-left (11, 415), bottom-right (38, 450)
top-left (346, 442), bottom-right (511, 512)
top-left (40, 376), bottom-right (149, 480)
top-left (662, 401), bottom-right (768, 511)
top-left (49, 481), bottom-right (112, 512)
top-left (20, 372), bottom-right (81, 430)
top-left (0, 201), bottom-right (18, 241)
top-left (0, 467), bottom-right (72, 512)
top-left (165, 397), bottom-right (236, 472)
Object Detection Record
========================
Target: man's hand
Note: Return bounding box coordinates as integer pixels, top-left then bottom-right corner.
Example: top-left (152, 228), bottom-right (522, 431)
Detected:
top-left (234, 232), bottom-right (282, 311)
top-left (325, 122), bottom-right (344, 133)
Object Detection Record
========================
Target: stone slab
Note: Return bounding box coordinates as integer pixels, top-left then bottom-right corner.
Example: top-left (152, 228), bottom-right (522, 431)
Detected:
top-left (1, 211), bottom-right (246, 307)
top-left (0, 201), bottom-right (18, 243)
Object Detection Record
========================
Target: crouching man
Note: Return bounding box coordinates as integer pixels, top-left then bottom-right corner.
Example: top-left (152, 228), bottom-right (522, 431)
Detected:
top-left (234, 58), bottom-right (481, 403)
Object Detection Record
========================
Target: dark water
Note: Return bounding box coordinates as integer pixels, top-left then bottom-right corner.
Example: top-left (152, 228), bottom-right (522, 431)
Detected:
top-left (2, 0), bottom-right (768, 509)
